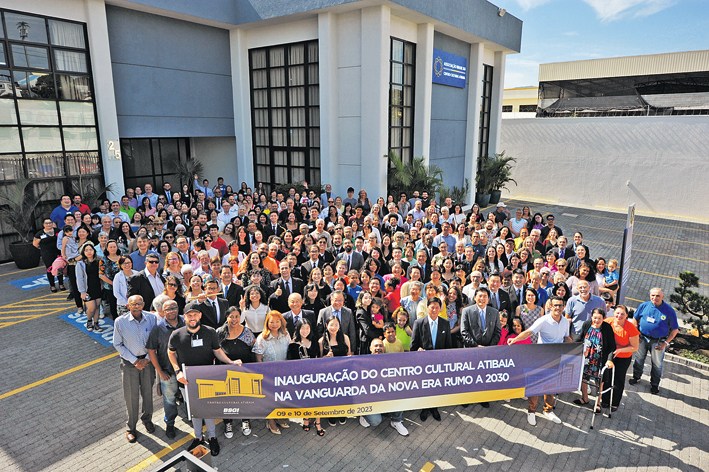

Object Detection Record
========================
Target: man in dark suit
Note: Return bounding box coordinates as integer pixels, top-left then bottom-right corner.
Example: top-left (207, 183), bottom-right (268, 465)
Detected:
top-left (486, 272), bottom-right (511, 315)
top-left (552, 236), bottom-right (574, 261)
top-left (220, 266), bottom-right (243, 309)
top-left (127, 253), bottom-right (165, 314)
top-left (263, 211), bottom-right (285, 239)
top-left (196, 278), bottom-right (229, 329)
top-left (301, 246), bottom-right (325, 281)
top-left (336, 238), bottom-right (364, 273)
top-left (421, 235), bottom-right (439, 263)
top-left (505, 269), bottom-right (528, 313)
top-left (316, 290), bottom-right (357, 355)
top-left (408, 249), bottom-right (432, 283)
top-left (316, 238), bottom-right (335, 265)
top-left (387, 247), bottom-right (410, 274)
top-left (410, 297), bottom-right (452, 422)
top-left (268, 261), bottom-right (305, 313)
top-left (281, 293), bottom-right (316, 338)
top-left (461, 287), bottom-right (502, 408)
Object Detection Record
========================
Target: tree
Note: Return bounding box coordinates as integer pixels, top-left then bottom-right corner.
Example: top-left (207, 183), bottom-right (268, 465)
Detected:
top-left (387, 152), bottom-right (444, 198)
top-left (670, 271), bottom-right (709, 338)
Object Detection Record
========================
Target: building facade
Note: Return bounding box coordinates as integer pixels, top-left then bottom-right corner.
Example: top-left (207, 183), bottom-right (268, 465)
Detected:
top-left (0, 0), bottom-right (521, 260)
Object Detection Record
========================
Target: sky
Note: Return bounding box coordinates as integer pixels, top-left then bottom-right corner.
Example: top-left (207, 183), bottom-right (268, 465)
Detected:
top-left (503, 0), bottom-right (709, 88)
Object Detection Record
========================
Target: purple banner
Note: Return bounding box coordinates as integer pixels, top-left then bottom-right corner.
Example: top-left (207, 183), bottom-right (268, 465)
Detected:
top-left (184, 343), bottom-right (582, 420)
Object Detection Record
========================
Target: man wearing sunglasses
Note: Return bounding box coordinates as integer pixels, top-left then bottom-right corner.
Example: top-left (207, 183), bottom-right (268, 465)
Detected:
top-left (127, 253), bottom-right (165, 312)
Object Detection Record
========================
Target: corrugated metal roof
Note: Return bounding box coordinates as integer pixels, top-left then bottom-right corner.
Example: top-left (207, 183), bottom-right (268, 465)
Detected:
top-left (642, 92), bottom-right (709, 109)
top-left (539, 50), bottom-right (709, 82)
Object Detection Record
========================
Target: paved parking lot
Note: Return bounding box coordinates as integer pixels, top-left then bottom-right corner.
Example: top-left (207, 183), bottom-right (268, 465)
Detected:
top-left (0, 200), bottom-right (707, 472)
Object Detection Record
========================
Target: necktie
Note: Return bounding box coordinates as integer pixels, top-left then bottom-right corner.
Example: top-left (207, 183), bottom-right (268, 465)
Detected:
top-left (286, 279), bottom-right (291, 294)
top-left (212, 300), bottom-right (219, 324)
top-left (183, 253), bottom-right (189, 264)
top-left (334, 310), bottom-right (341, 321)
top-left (346, 254), bottom-right (351, 271)
top-left (273, 225), bottom-right (277, 234)
top-left (517, 289), bottom-right (522, 303)
top-left (480, 307), bottom-right (486, 329)
top-left (431, 320), bottom-right (437, 349)
top-left (294, 314), bottom-right (300, 325)
top-left (493, 292), bottom-right (499, 309)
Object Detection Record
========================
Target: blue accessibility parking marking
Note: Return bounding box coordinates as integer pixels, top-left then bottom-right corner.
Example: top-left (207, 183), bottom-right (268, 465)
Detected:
top-left (59, 311), bottom-right (115, 348)
top-left (9, 274), bottom-right (50, 291)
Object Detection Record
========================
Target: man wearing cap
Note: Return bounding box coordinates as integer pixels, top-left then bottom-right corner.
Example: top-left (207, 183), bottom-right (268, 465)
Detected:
top-left (492, 202), bottom-right (511, 226)
top-left (629, 288), bottom-right (679, 395)
top-left (168, 302), bottom-right (242, 455)
top-left (113, 295), bottom-right (159, 443)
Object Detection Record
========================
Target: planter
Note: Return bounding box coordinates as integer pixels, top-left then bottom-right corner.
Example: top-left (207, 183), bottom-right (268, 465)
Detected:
top-left (475, 193), bottom-right (491, 208)
top-left (9, 241), bottom-right (41, 269)
top-left (489, 190), bottom-right (502, 205)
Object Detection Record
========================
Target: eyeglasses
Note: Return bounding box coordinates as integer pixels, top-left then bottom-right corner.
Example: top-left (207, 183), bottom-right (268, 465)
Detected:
top-left (167, 283), bottom-right (178, 287)
top-left (552, 304), bottom-right (564, 308)
top-left (204, 239), bottom-right (213, 242)
top-left (164, 307), bottom-right (179, 312)
top-left (557, 263), bottom-right (566, 267)
top-left (146, 260), bottom-right (159, 264)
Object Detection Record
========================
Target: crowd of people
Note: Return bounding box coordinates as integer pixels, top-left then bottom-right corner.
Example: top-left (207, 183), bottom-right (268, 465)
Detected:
top-left (39, 175), bottom-right (679, 454)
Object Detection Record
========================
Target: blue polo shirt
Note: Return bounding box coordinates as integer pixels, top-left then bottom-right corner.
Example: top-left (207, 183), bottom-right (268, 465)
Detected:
top-left (634, 301), bottom-right (678, 339)
top-left (565, 294), bottom-right (606, 335)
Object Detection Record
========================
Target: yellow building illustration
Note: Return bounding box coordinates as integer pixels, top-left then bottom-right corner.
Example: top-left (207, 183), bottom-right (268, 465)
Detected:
top-left (196, 370), bottom-right (266, 399)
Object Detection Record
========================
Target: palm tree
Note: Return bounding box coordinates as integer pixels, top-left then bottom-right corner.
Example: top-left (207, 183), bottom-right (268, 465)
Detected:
top-left (387, 151), bottom-right (444, 198)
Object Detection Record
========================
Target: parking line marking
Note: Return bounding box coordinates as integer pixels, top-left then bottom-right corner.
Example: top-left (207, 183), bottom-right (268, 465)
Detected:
top-left (0, 267), bottom-right (43, 277)
top-left (574, 224), bottom-right (709, 247)
top-left (630, 269), bottom-right (709, 287)
top-left (0, 352), bottom-right (118, 401)
top-left (582, 213), bottom-right (709, 231)
top-left (420, 462), bottom-right (436, 472)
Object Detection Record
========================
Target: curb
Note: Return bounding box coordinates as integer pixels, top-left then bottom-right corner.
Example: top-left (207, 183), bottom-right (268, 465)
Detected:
top-left (665, 352), bottom-right (709, 371)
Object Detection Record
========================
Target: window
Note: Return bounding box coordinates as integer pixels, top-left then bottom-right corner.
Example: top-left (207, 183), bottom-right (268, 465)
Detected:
top-left (478, 64), bottom-right (493, 159)
top-left (502, 105), bottom-right (512, 113)
top-left (389, 37), bottom-right (415, 167)
top-left (0, 9), bottom-right (102, 256)
top-left (120, 138), bottom-right (190, 191)
top-left (519, 105), bottom-right (537, 113)
top-left (249, 40), bottom-right (320, 194)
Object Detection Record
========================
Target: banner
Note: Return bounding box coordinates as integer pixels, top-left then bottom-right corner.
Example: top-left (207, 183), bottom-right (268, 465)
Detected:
top-left (432, 48), bottom-right (467, 88)
top-left (184, 343), bottom-right (582, 420)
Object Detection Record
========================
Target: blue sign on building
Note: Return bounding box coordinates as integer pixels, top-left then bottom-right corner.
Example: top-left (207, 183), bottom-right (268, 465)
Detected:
top-left (432, 48), bottom-right (467, 88)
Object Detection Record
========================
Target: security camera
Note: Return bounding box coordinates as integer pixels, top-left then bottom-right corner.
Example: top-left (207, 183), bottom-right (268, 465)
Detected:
top-left (498, 8), bottom-right (506, 17)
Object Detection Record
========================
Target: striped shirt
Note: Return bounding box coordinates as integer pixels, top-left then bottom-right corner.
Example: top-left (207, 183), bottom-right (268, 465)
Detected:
top-left (113, 310), bottom-right (158, 364)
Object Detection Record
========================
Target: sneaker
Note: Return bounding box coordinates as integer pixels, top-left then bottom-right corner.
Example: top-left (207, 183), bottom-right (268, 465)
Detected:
top-left (527, 413), bottom-right (536, 426)
top-left (86, 320), bottom-right (93, 332)
top-left (628, 377), bottom-right (640, 385)
top-left (650, 386), bottom-right (660, 395)
top-left (544, 411), bottom-right (562, 424)
top-left (241, 420), bottom-right (251, 436)
top-left (359, 416), bottom-right (371, 428)
top-left (339, 417), bottom-right (347, 425)
top-left (328, 418), bottom-right (336, 426)
top-left (390, 421), bottom-right (409, 436)
top-left (208, 437), bottom-right (220, 456)
top-left (224, 422), bottom-right (233, 439)
top-left (187, 438), bottom-right (203, 451)
top-left (93, 323), bottom-right (104, 333)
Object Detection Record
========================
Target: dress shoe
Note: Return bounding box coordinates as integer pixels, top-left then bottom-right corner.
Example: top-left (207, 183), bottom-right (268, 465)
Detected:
top-left (628, 377), bottom-right (640, 385)
top-left (480, 402), bottom-right (490, 408)
top-left (209, 437), bottom-right (220, 456)
top-left (431, 408), bottom-right (441, 421)
top-left (143, 421), bottom-right (156, 433)
top-left (650, 386), bottom-right (660, 395)
top-left (419, 409), bottom-right (429, 422)
top-left (166, 425), bottom-right (176, 439)
top-left (126, 430), bottom-right (137, 443)
top-left (187, 438), bottom-right (203, 451)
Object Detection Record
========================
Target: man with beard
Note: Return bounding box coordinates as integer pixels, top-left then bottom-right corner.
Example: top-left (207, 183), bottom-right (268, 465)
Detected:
top-left (336, 238), bottom-right (364, 272)
top-left (168, 303), bottom-right (241, 456)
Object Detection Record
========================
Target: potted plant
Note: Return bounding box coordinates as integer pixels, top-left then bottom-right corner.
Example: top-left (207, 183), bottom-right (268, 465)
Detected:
top-left (487, 151), bottom-right (517, 205)
top-left (0, 179), bottom-right (49, 269)
top-left (387, 151), bottom-right (444, 198)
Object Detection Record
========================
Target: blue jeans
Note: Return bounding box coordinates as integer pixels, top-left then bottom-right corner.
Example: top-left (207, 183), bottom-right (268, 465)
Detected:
top-left (364, 411), bottom-right (403, 426)
top-left (632, 336), bottom-right (665, 388)
top-left (160, 375), bottom-right (180, 427)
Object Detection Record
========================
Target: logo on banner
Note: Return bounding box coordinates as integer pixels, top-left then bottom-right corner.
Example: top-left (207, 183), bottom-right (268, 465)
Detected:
top-left (196, 370), bottom-right (266, 399)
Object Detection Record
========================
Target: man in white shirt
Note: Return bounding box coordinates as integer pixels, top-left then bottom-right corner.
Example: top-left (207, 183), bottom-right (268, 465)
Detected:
top-left (508, 295), bottom-right (571, 426)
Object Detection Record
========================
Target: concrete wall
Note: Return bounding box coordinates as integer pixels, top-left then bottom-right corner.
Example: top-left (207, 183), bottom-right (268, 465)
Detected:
top-left (430, 31), bottom-right (471, 191)
top-left (499, 116), bottom-right (709, 220)
top-left (106, 6), bottom-right (234, 138)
